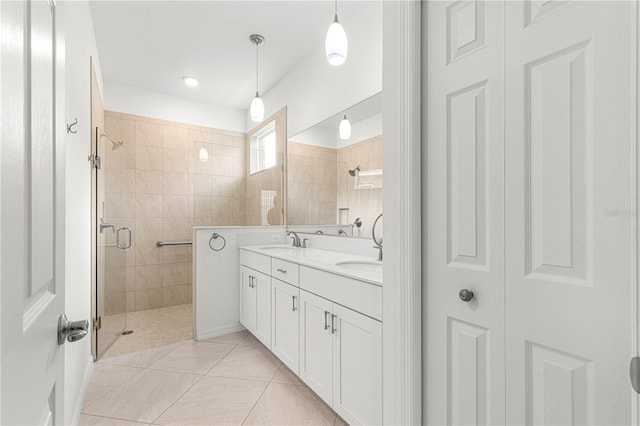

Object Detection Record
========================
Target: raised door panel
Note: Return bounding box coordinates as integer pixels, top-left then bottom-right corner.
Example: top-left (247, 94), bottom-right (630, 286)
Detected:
top-left (426, 1), bottom-right (505, 424)
top-left (505, 2), bottom-right (635, 424)
top-left (299, 289), bottom-right (333, 405)
top-left (271, 279), bottom-right (299, 373)
top-left (239, 266), bottom-right (256, 334)
top-left (332, 305), bottom-right (382, 426)
top-left (254, 270), bottom-right (271, 348)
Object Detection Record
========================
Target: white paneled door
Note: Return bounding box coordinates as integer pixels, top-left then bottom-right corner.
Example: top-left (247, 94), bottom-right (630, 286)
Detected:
top-left (1, 1), bottom-right (68, 425)
top-left (426, 0), bottom-right (638, 424)
top-left (426, 1), bottom-right (506, 424)
top-left (505, 1), bottom-right (636, 424)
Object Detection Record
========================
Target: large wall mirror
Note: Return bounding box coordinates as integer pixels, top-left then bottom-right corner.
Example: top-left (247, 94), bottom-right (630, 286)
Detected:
top-left (287, 92), bottom-right (382, 238)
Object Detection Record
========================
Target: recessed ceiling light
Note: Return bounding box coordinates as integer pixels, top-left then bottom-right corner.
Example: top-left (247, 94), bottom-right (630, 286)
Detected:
top-left (182, 76), bottom-right (199, 87)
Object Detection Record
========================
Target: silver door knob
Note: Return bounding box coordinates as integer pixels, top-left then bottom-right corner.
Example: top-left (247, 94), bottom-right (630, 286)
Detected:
top-left (58, 314), bottom-right (89, 345)
top-left (459, 289), bottom-right (474, 302)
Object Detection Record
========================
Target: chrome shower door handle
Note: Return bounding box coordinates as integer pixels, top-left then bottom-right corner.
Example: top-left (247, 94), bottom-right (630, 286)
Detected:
top-left (116, 226), bottom-right (132, 249)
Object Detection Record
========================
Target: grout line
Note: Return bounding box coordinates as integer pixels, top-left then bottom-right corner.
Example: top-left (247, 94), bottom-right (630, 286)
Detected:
top-left (148, 366), bottom-right (206, 425)
top-left (241, 381), bottom-right (271, 425)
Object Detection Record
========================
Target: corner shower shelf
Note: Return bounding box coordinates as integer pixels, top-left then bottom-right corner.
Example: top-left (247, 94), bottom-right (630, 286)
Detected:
top-left (354, 169), bottom-right (383, 189)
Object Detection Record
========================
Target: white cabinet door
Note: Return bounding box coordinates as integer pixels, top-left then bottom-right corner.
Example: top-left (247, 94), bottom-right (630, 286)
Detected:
top-left (254, 270), bottom-right (271, 348)
top-left (240, 266), bottom-right (256, 334)
top-left (332, 305), bottom-right (382, 426)
top-left (505, 2), bottom-right (636, 424)
top-left (271, 279), bottom-right (299, 373)
top-left (299, 290), bottom-right (333, 404)
top-left (426, 1), bottom-right (506, 424)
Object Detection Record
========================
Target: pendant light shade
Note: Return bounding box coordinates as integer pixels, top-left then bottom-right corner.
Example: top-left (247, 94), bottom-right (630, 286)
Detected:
top-left (325, 1), bottom-right (348, 66)
top-left (339, 114), bottom-right (351, 140)
top-left (250, 93), bottom-right (265, 123)
top-left (199, 147), bottom-right (209, 162)
top-left (249, 34), bottom-right (265, 123)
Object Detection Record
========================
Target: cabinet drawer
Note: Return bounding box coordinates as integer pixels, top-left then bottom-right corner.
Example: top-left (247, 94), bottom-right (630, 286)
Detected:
top-left (300, 266), bottom-right (382, 321)
top-left (240, 249), bottom-right (271, 275)
top-left (271, 258), bottom-right (299, 286)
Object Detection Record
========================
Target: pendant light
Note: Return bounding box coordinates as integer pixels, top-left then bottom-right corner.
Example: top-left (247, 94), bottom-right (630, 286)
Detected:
top-left (249, 34), bottom-right (265, 123)
top-left (339, 114), bottom-right (351, 140)
top-left (325, 0), bottom-right (348, 66)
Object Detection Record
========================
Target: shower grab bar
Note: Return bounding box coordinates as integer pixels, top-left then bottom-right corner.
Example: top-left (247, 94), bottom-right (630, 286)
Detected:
top-left (156, 240), bottom-right (192, 247)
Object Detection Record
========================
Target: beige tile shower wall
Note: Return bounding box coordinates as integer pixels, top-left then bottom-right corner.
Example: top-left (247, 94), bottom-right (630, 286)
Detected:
top-left (337, 135), bottom-right (383, 237)
top-left (287, 142), bottom-right (337, 225)
top-left (104, 111), bottom-right (246, 313)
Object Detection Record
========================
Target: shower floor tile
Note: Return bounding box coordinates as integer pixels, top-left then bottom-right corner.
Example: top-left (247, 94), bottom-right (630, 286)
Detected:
top-left (82, 331), bottom-right (347, 426)
top-left (101, 304), bottom-right (193, 359)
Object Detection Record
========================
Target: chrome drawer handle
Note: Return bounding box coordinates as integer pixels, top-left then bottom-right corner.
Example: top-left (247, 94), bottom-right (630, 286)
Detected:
top-left (292, 295), bottom-right (297, 311)
top-left (331, 314), bottom-right (337, 334)
top-left (276, 268), bottom-right (287, 274)
top-left (324, 311), bottom-right (330, 330)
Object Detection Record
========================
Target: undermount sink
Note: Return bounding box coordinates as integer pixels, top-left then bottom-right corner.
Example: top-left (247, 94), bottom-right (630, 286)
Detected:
top-left (259, 246), bottom-right (297, 254)
top-left (335, 260), bottom-right (383, 273)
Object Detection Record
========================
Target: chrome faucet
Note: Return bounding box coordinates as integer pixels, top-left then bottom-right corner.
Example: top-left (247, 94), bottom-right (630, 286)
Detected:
top-left (338, 229), bottom-right (348, 236)
top-left (287, 231), bottom-right (302, 247)
top-left (372, 213), bottom-right (383, 262)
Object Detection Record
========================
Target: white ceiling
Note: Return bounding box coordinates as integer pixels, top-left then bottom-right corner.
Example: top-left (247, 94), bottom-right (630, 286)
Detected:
top-left (89, 1), bottom-right (371, 111)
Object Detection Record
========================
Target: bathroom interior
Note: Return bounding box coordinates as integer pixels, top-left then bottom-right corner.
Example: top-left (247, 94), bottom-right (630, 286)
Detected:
top-left (83, 0), bottom-right (384, 424)
top-left (4, 0), bottom-right (639, 425)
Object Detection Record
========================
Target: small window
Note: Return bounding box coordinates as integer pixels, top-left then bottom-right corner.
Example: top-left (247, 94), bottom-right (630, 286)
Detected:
top-left (250, 121), bottom-right (277, 174)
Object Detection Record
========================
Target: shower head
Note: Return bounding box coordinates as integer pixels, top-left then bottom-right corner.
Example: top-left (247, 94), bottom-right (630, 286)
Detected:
top-left (348, 165), bottom-right (361, 177)
top-left (101, 132), bottom-right (124, 150)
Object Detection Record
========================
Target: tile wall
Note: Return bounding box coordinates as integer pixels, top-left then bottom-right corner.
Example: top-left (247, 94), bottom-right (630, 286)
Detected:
top-left (287, 142), bottom-right (338, 225)
top-left (337, 135), bottom-right (384, 237)
top-left (104, 111), bottom-right (247, 312)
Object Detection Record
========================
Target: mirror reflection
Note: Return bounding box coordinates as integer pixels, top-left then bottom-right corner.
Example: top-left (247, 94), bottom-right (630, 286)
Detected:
top-left (287, 93), bottom-right (382, 237)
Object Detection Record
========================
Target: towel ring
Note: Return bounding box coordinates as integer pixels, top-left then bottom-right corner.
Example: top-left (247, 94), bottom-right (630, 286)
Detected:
top-left (209, 233), bottom-right (226, 251)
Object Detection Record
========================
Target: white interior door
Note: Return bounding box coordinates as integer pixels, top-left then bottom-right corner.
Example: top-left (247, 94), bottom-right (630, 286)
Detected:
top-left (505, 2), bottom-right (637, 424)
top-left (425, 1), bottom-right (506, 424)
top-left (1, 1), bottom-right (68, 424)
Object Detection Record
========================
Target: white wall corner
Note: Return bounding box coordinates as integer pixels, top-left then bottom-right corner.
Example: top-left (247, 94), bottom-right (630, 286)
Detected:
top-left (68, 355), bottom-right (94, 426)
top-left (382, 1), bottom-right (422, 425)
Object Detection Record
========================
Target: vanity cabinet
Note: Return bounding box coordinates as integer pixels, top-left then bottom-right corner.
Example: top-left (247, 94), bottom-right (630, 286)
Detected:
top-left (239, 265), bottom-right (271, 348)
top-left (271, 278), bottom-right (299, 373)
top-left (299, 289), bottom-right (382, 426)
top-left (239, 247), bottom-right (382, 425)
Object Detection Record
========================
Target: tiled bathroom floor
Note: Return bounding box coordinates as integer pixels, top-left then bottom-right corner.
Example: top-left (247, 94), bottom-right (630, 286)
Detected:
top-left (101, 304), bottom-right (193, 359)
top-left (83, 328), bottom-right (346, 425)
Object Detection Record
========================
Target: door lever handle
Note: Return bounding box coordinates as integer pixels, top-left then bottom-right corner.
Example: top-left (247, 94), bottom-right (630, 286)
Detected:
top-left (58, 314), bottom-right (89, 345)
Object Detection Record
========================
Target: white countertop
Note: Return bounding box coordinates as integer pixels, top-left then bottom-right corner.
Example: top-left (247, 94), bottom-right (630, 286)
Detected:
top-left (239, 244), bottom-right (383, 286)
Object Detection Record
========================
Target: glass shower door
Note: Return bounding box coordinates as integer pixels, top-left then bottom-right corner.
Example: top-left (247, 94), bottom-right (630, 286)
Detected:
top-left (96, 127), bottom-right (130, 358)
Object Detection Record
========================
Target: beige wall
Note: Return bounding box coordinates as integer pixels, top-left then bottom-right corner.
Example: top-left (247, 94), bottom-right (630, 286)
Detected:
top-left (337, 135), bottom-right (383, 237)
top-left (104, 111), bottom-right (246, 312)
top-left (287, 142), bottom-right (337, 225)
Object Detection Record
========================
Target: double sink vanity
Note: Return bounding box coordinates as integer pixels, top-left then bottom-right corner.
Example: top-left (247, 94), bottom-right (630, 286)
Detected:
top-left (238, 241), bottom-right (383, 425)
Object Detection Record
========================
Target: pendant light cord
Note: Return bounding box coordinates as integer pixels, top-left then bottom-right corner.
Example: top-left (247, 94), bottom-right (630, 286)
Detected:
top-left (334, 0), bottom-right (338, 20)
top-left (255, 41), bottom-right (259, 95)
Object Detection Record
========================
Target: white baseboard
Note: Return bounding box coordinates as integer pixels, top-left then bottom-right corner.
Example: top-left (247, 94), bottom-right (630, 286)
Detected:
top-left (69, 355), bottom-right (94, 426)
top-left (196, 323), bottom-right (245, 341)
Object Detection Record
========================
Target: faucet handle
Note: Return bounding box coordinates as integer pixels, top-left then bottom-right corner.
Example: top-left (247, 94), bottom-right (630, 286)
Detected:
top-left (302, 238), bottom-right (309, 248)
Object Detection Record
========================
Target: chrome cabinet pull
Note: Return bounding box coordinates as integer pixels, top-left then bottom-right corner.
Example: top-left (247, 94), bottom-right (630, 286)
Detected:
top-left (331, 314), bottom-right (337, 334)
top-left (116, 226), bottom-right (132, 249)
top-left (324, 311), bottom-right (330, 330)
top-left (276, 268), bottom-right (287, 274)
top-left (292, 295), bottom-right (297, 312)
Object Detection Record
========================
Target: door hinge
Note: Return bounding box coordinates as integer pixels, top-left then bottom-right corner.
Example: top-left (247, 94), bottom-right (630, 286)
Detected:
top-left (88, 154), bottom-right (101, 169)
top-left (93, 316), bottom-right (102, 331)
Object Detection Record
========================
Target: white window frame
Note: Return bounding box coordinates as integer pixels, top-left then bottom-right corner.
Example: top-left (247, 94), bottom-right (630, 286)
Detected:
top-left (250, 121), bottom-right (277, 174)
